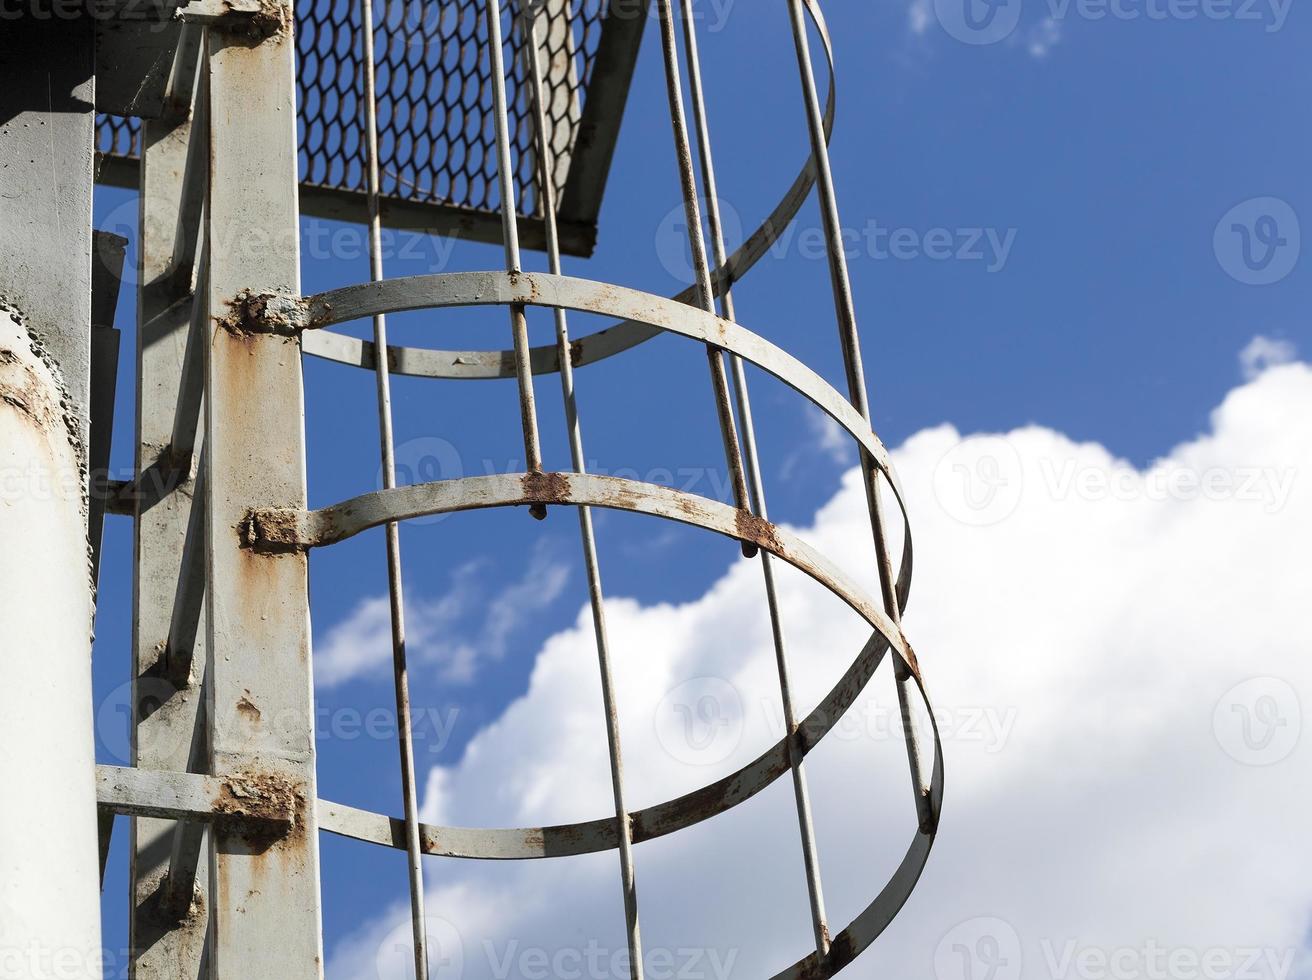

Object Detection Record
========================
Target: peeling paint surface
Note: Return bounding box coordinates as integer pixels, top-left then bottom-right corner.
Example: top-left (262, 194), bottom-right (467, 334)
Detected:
top-left (0, 308), bottom-right (100, 967)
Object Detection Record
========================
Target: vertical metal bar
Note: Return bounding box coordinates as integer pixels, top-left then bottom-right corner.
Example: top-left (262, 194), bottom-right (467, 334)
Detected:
top-left (359, 0), bottom-right (431, 974)
top-left (675, 0), bottom-right (831, 956)
top-left (90, 231), bottom-right (126, 592)
top-left (516, 7), bottom-right (644, 979)
top-left (652, 0), bottom-right (756, 559)
top-left (205, 7), bottom-right (327, 976)
top-left (487, 0), bottom-right (547, 516)
top-left (130, 31), bottom-right (211, 977)
top-left (169, 238), bottom-right (210, 468)
top-left (785, 0), bottom-right (933, 831)
top-left (159, 684), bottom-right (211, 922)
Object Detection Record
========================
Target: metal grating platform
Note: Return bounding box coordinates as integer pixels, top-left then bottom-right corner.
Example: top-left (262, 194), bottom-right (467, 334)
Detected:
top-left (95, 0), bottom-right (641, 254)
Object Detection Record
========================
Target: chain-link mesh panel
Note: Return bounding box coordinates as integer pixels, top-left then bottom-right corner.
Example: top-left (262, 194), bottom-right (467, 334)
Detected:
top-left (97, 113), bottom-right (141, 160)
top-left (96, 0), bottom-right (609, 221)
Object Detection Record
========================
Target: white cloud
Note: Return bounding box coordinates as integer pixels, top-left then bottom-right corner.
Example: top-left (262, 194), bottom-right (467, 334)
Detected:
top-left (1025, 16), bottom-right (1063, 58)
top-left (1240, 336), bottom-right (1298, 381)
top-left (908, 0), bottom-right (933, 35)
top-left (327, 359), bottom-right (1312, 980)
top-left (314, 540), bottom-right (570, 688)
top-left (781, 404), bottom-right (854, 480)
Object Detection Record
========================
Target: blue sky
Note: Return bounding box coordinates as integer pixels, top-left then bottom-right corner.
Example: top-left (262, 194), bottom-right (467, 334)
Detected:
top-left (90, 1), bottom-right (1309, 974)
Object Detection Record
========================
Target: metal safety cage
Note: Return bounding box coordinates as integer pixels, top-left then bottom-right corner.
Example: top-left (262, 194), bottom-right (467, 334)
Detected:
top-left (86, 0), bottom-right (946, 978)
top-left (95, 0), bottom-right (646, 254)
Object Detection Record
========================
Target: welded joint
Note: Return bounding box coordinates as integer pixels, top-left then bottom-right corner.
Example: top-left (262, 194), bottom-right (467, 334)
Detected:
top-left (147, 872), bottom-right (206, 928)
top-left (95, 764), bottom-right (300, 831)
top-left (217, 290), bottom-right (310, 337)
top-left (239, 506), bottom-right (309, 552)
top-left (177, 0), bottom-right (289, 38)
top-left (214, 772), bottom-right (300, 830)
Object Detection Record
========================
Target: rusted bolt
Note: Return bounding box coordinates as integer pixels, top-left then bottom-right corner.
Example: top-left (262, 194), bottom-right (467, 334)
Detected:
top-left (217, 290), bottom-right (309, 338)
top-left (239, 507), bottom-right (307, 553)
top-left (214, 771), bottom-right (303, 847)
top-left (204, 0), bottom-right (292, 40)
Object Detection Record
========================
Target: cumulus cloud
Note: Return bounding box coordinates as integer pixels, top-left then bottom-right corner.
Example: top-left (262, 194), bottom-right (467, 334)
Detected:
top-left (315, 540), bottom-right (570, 688)
top-left (326, 355), bottom-right (1312, 980)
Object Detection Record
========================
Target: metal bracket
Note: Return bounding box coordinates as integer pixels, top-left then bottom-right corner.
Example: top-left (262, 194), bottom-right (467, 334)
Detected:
top-left (239, 506), bottom-right (309, 553)
top-left (175, 0), bottom-right (289, 36)
top-left (217, 290), bottom-right (311, 338)
top-left (96, 765), bottom-right (300, 832)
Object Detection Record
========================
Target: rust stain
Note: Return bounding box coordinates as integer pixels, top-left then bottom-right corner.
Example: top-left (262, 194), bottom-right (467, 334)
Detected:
top-left (734, 508), bottom-right (784, 556)
top-left (216, 290), bottom-right (308, 339)
top-left (521, 470), bottom-right (571, 507)
top-left (215, 770), bottom-right (305, 851)
top-left (0, 343), bottom-right (62, 433)
top-left (235, 695), bottom-right (262, 723)
top-left (238, 508), bottom-right (305, 553)
top-left (213, 0), bottom-right (292, 41)
top-left (900, 637), bottom-right (921, 678)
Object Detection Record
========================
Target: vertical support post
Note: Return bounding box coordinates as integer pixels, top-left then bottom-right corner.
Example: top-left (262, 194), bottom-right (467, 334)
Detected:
top-left (0, 14), bottom-right (102, 971)
top-left (130, 28), bottom-right (211, 977)
top-left (204, 8), bottom-right (326, 977)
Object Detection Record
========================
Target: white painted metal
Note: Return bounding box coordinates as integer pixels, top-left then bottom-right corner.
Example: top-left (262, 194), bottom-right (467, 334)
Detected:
top-left (0, 3), bottom-right (939, 976)
top-left (0, 308), bottom-right (103, 979)
top-left (131, 36), bottom-right (211, 973)
top-left (203, 10), bottom-right (326, 976)
top-left (0, 21), bottom-right (102, 973)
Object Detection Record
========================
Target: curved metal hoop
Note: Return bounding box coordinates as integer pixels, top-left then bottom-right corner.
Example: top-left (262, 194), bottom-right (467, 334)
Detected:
top-left (297, 267), bottom-right (915, 611)
top-left (297, 270), bottom-right (913, 598)
top-left (305, 271), bottom-right (885, 459)
top-left (300, 0), bottom-right (836, 381)
top-left (291, 472), bottom-right (943, 979)
top-left (281, 1), bottom-right (941, 971)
